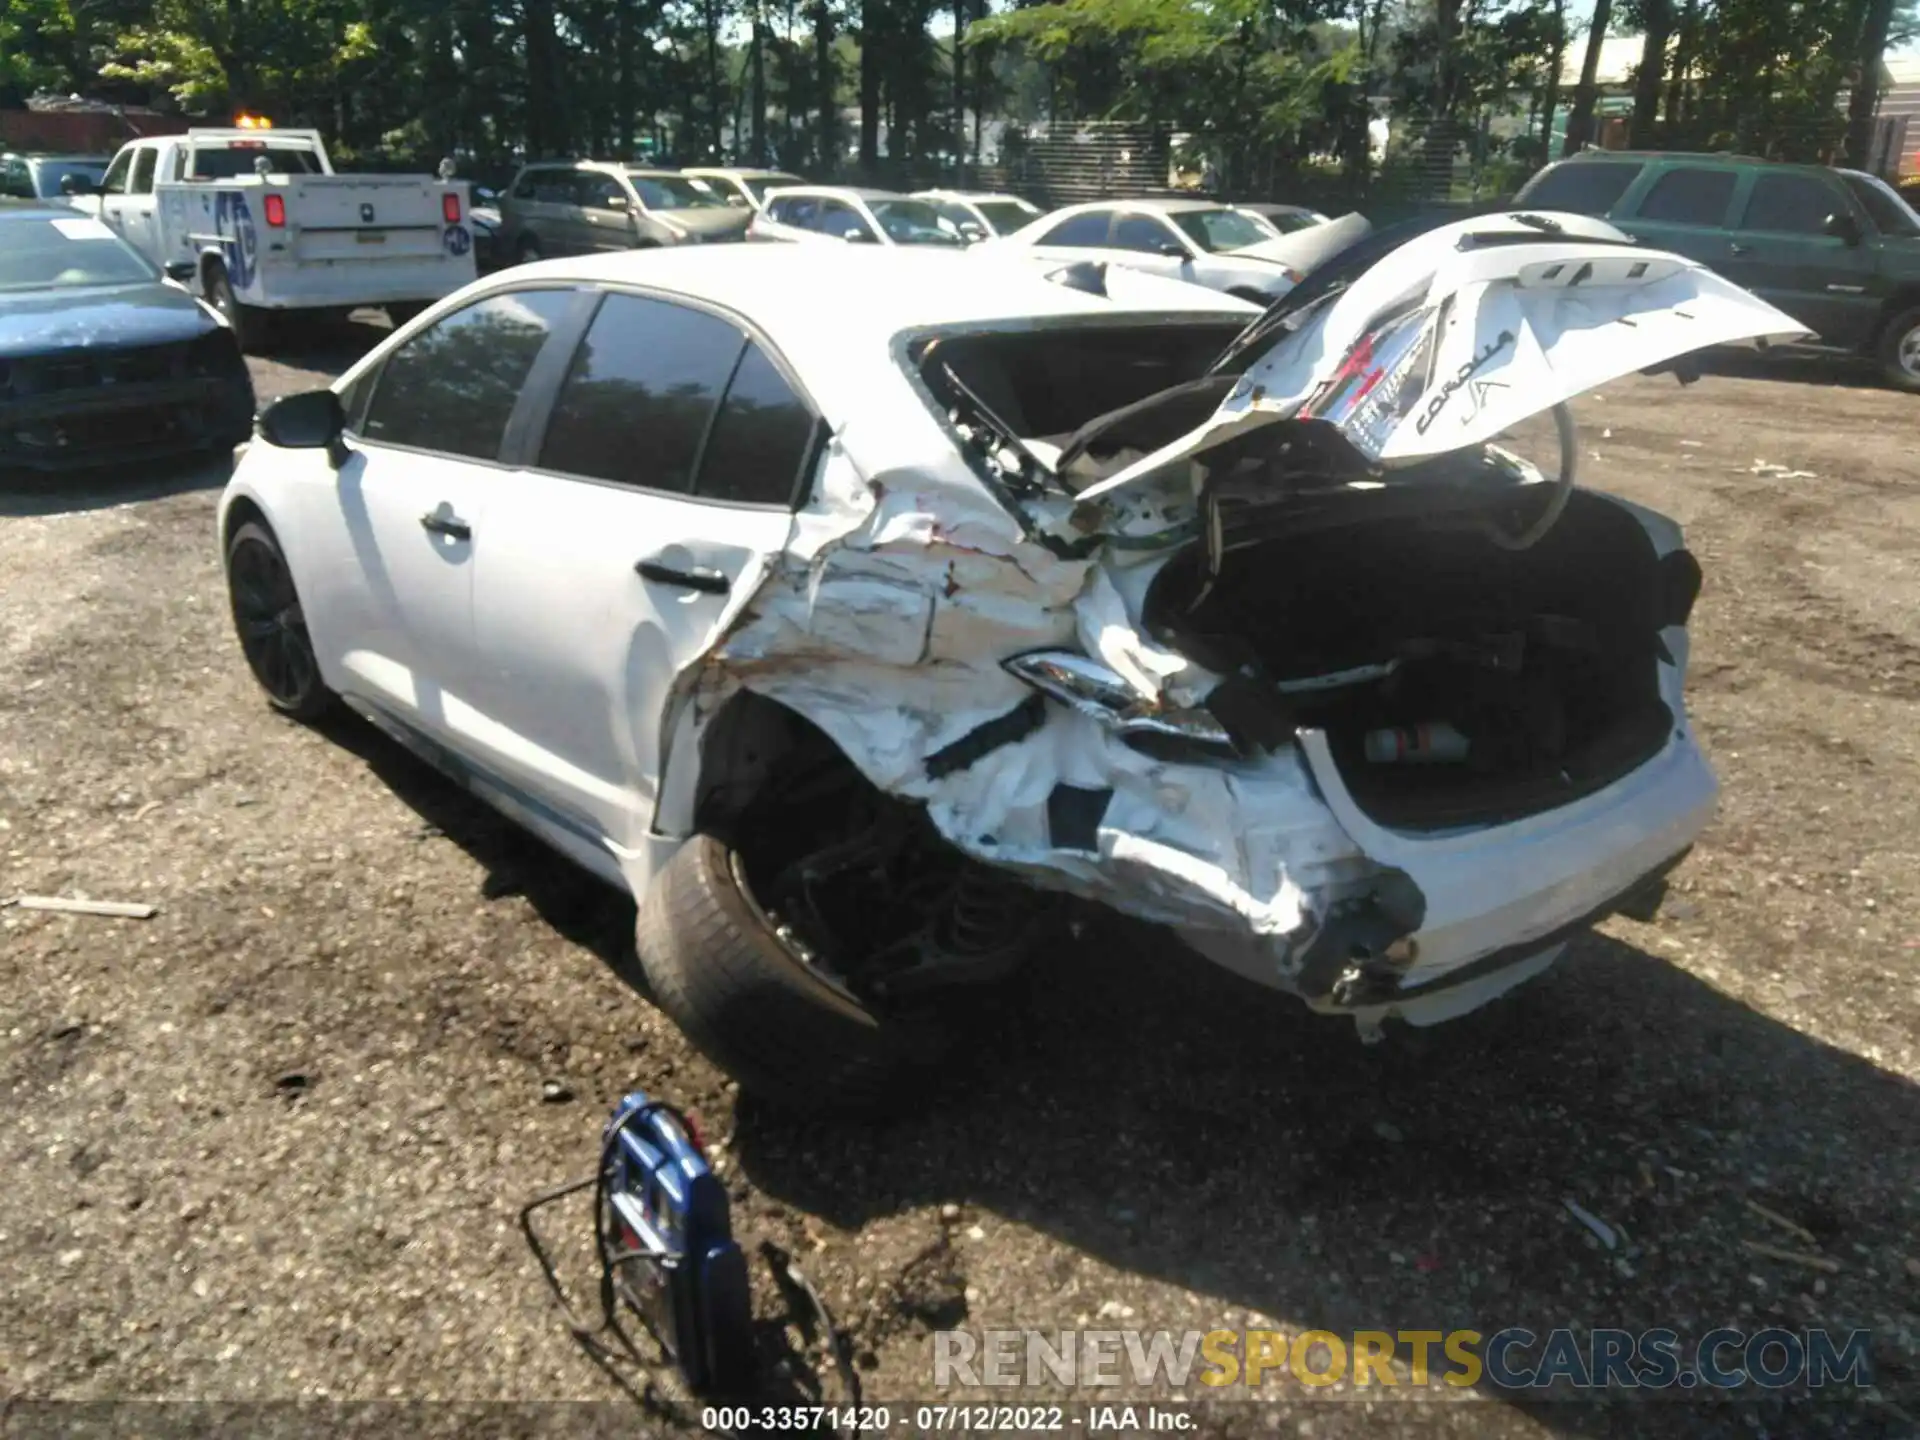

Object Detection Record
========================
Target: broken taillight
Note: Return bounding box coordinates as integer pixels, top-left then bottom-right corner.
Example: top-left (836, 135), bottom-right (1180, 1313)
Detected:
top-left (263, 194), bottom-right (286, 227)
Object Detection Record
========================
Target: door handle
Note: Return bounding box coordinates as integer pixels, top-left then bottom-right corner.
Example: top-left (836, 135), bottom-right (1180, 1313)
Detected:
top-left (1728, 242), bottom-right (1750, 256)
top-left (419, 512), bottom-right (472, 541)
top-left (635, 558), bottom-right (729, 594)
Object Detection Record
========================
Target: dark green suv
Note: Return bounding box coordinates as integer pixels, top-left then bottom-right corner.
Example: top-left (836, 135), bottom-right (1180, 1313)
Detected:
top-left (1514, 151), bottom-right (1920, 390)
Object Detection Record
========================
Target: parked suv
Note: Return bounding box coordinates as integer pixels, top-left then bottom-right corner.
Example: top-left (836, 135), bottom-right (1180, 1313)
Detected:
top-left (1514, 151), bottom-right (1920, 389)
top-left (500, 161), bottom-right (750, 262)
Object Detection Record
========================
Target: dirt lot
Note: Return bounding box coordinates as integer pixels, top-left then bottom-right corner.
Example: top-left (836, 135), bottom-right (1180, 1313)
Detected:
top-left (2, 332), bottom-right (1917, 1439)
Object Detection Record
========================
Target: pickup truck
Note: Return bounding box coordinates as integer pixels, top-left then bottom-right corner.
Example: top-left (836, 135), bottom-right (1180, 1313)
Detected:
top-left (77, 127), bottom-right (476, 351)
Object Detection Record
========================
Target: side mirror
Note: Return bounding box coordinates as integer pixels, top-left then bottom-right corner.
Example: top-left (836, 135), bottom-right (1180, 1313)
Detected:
top-left (1158, 240), bottom-right (1189, 258)
top-left (258, 389), bottom-right (345, 450)
top-left (843, 229), bottom-right (876, 243)
top-left (1825, 211), bottom-right (1863, 245)
top-left (164, 259), bottom-right (196, 282)
top-left (604, 193), bottom-right (630, 211)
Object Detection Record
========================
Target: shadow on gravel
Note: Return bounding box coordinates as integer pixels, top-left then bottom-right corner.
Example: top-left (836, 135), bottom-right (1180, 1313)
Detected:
top-left (0, 451), bottom-right (231, 518)
top-left (726, 911), bottom-right (1919, 1438)
top-left (312, 708), bottom-right (644, 990)
top-left (305, 713), bottom-right (1914, 1437)
top-left (1699, 348), bottom-right (1914, 396)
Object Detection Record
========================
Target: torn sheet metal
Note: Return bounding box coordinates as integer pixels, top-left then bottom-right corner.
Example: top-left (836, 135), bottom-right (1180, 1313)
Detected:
top-left (665, 208), bottom-right (1747, 1012)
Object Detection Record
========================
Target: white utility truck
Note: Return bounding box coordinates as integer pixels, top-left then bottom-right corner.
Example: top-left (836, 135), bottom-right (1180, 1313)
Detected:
top-left (81, 125), bottom-right (476, 350)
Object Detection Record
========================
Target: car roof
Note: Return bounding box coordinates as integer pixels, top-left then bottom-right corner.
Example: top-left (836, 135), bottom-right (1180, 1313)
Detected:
top-left (1062, 196), bottom-right (1227, 215)
top-left (1232, 201), bottom-right (1315, 213)
top-left (498, 245), bottom-right (1245, 413)
top-left (916, 190), bottom-right (1031, 202)
top-left (0, 204), bottom-right (84, 221)
top-left (8, 153), bottom-right (111, 164)
top-left (768, 185), bottom-right (912, 201)
top-left (1548, 149), bottom-right (1791, 168)
top-left (689, 167), bottom-right (800, 179)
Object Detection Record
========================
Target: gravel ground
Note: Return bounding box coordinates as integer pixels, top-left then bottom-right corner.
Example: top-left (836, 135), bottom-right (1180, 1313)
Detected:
top-left (2, 328), bottom-right (1917, 1439)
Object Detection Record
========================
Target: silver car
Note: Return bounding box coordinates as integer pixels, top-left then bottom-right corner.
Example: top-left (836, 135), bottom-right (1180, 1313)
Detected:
top-left (500, 162), bottom-right (749, 262)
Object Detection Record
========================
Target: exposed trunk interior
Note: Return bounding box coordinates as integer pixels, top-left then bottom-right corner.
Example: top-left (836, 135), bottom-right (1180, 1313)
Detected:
top-left (1144, 491), bottom-right (1681, 829)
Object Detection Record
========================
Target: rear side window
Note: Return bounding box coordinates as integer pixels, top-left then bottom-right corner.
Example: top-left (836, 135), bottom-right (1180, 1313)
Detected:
top-left (538, 292), bottom-right (744, 491)
top-left (1517, 161), bottom-right (1638, 216)
top-left (696, 343), bottom-right (815, 506)
top-left (1635, 167), bottom-right (1737, 226)
top-left (1038, 211), bottom-right (1112, 246)
top-left (1739, 174), bottom-right (1844, 234)
top-left (360, 289), bottom-right (576, 458)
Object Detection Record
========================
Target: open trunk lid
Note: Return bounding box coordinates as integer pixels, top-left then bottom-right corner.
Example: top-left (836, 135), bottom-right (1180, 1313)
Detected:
top-left (1066, 210), bottom-right (1812, 506)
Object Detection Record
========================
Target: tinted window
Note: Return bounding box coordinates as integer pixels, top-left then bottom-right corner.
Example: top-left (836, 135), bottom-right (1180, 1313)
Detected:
top-left (1038, 211), bottom-right (1112, 247)
top-left (1635, 168), bottom-right (1737, 226)
top-left (1113, 215), bottom-right (1175, 253)
top-left (817, 200), bottom-right (875, 240)
top-left (769, 195), bottom-right (818, 227)
top-left (869, 198), bottom-right (965, 245)
top-left (538, 292), bottom-right (745, 491)
top-left (0, 158), bottom-right (31, 198)
top-left (130, 148), bottom-right (157, 195)
top-left (571, 172), bottom-right (626, 209)
top-left (1842, 172), bottom-right (1919, 236)
top-left (101, 150), bottom-right (132, 194)
top-left (696, 342), bottom-right (815, 506)
top-left (1517, 161), bottom-right (1638, 216)
top-left (1740, 173), bottom-right (1844, 235)
top-left (976, 200), bottom-right (1039, 234)
top-left (361, 289), bottom-right (575, 458)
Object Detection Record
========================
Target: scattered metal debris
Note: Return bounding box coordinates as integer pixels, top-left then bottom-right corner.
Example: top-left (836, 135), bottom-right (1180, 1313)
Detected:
top-left (1741, 1239), bottom-right (1840, 1273)
top-left (1563, 1197), bottom-right (1619, 1250)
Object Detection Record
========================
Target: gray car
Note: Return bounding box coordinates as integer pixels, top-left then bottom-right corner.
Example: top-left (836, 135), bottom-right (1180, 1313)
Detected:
top-left (500, 161), bottom-right (750, 262)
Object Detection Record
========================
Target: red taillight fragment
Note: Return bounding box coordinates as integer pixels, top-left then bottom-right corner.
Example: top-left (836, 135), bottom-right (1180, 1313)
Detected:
top-left (263, 194), bottom-right (286, 227)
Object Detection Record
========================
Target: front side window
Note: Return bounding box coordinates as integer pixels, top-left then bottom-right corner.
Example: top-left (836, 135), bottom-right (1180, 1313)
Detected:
top-left (537, 292), bottom-right (745, 491)
top-left (360, 288), bottom-right (577, 459)
top-left (975, 200), bottom-right (1040, 234)
top-left (695, 342), bottom-right (815, 506)
top-left (869, 198), bottom-right (965, 245)
top-left (130, 148), bottom-right (158, 195)
top-left (571, 172), bottom-right (629, 210)
top-left (101, 149), bottom-right (132, 195)
top-left (1113, 214), bottom-right (1178, 253)
top-left (816, 200), bottom-right (876, 241)
top-left (1841, 171), bottom-right (1920, 236)
top-left (1635, 167), bottom-right (1737, 227)
top-left (1037, 210), bottom-right (1113, 247)
top-left (1739, 174), bottom-right (1847, 235)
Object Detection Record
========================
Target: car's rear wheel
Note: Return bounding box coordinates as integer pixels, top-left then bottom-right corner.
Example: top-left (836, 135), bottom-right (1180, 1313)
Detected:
top-left (206, 263), bottom-right (270, 355)
top-left (225, 520), bottom-right (332, 721)
top-left (634, 750), bottom-right (1047, 1113)
top-left (1876, 306), bottom-right (1920, 392)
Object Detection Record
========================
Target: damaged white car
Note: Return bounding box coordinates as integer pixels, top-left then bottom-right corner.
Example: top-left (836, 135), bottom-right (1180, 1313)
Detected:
top-left (220, 214), bottom-right (1807, 1107)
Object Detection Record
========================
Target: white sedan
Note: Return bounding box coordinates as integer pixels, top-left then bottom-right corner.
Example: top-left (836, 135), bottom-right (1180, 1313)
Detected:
top-left (987, 197), bottom-right (1312, 304)
top-left (220, 219), bottom-right (1806, 1109)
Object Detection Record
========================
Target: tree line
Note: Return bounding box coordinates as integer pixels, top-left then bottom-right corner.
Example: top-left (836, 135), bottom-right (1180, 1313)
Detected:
top-left (1, 0), bottom-right (1911, 187)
